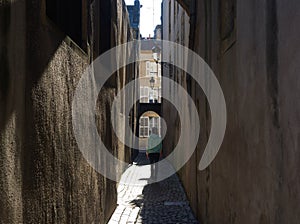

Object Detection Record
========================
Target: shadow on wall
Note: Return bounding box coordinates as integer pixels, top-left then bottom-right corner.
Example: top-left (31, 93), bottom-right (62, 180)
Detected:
top-left (0, 1), bottom-right (75, 223)
top-left (1, 0), bottom-right (138, 222)
top-left (0, 4), bottom-right (11, 127)
top-left (0, 1), bottom-right (68, 130)
top-left (0, 0), bottom-right (115, 223)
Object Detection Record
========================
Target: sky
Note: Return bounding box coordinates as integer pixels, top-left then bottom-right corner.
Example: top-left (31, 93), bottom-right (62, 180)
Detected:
top-left (125, 0), bottom-right (162, 38)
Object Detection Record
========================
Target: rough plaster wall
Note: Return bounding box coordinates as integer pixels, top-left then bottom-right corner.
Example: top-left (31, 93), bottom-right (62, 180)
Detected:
top-left (162, 0), bottom-right (183, 157)
top-left (0, 0), bottom-right (135, 223)
top-left (110, 0), bottom-right (136, 163)
top-left (0, 1), bottom-right (26, 223)
top-left (165, 0), bottom-right (300, 223)
top-left (276, 0), bottom-right (300, 222)
top-left (23, 39), bottom-right (107, 223)
top-left (162, 0), bottom-right (200, 215)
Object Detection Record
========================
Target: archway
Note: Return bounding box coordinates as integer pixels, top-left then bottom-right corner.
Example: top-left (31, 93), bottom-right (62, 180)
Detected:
top-left (137, 102), bottom-right (161, 121)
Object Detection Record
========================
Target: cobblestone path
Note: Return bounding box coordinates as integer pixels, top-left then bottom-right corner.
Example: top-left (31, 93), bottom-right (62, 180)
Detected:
top-left (108, 152), bottom-right (199, 224)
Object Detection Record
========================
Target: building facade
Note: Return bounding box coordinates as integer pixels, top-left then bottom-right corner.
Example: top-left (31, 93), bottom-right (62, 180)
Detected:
top-left (0, 0), bottom-right (137, 223)
top-left (162, 0), bottom-right (300, 223)
top-left (138, 39), bottom-right (162, 149)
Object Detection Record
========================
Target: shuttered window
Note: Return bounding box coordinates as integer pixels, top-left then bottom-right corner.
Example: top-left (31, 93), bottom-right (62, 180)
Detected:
top-left (149, 117), bottom-right (161, 136)
top-left (139, 117), bottom-right (149, 137)
top-left (140, 86), bottom-right (149, 103)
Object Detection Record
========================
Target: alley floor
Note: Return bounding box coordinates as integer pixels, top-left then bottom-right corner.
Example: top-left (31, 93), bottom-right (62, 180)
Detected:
top-left (108, 152), bottom-right (199, 224)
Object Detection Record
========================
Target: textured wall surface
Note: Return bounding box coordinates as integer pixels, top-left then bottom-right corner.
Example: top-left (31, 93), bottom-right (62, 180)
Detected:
top-left (163, 0), bottom-right (300, 223)
top-left (0, 0), bottom-right (135, 223)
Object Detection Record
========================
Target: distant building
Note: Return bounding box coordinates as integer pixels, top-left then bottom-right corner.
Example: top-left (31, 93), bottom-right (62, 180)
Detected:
top-left (139, 39), bottom-right (162, 105)
top-left (139, 39), bottom-right (162, 149)
top-left (127, 0), bottom-right (141, 39)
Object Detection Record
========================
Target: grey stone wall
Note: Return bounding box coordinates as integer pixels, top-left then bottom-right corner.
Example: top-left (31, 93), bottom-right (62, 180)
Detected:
top-left (163, 0), bottom-right (300, 223)
top-left (0, 0), bottom-right (136, 223)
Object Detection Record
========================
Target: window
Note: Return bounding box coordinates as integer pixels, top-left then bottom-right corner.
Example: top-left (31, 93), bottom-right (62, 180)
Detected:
top-left (146, 61), bottom-right (150, 76)
top-left (149, 89), bottom-right (153, 101)
top-left (139, 117), bottom-right (149, 137)
top-left (149, 117), bottom-right (161, 136)
top-left (146, 61), bottom-right (159, 77)
top-left (158, 88), bottom-right (162, 103)
top-left (149, 88), bottom-right (160, 102)
top-left (158, 63), bottom-right (161, 77)
top-left (149, 118), bottom-right (154, 135)
top-left (151, 62), bottom-right (157, 76)
top-left (140, 86), bottom-right (149, 103)
top-left (153, 88), bottom-right (158, 100)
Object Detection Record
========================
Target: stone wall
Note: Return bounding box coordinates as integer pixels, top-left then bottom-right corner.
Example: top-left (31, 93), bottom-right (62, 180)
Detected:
top-left (0, 0), bottom-right (136, 223)
top-left (163, 0), bottom-right (300, 223)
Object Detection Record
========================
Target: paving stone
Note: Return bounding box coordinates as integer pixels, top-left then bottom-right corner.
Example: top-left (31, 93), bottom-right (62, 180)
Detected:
top-left (108, 152), bottom-right (199, 224)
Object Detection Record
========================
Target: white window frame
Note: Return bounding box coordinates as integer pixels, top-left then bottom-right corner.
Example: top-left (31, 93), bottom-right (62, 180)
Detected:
top-left (158, 117), bottom-right (161, 136)
top-left (153, 88), bottom-right (158, 100)
top-left (140, 86), bottom-right (149, 103)
top-left (147, 61), bottom-right (159, 77)
top-left (158, 88), bottom-right (162, 103)
top-left (139, 116), bottom-right (149, 137)
top-left (158, 63), bottom-right (161, 77)
top-left (146, 61), bottom-right (151, 76)
top-left (148, 117), bottom-right (161, 137)
top-left (149, 88), bottom-right (154, 102)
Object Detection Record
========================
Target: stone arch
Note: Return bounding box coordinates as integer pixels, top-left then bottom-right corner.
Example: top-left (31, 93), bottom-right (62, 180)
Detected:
top-left (137, 103), bottom-right (161, 121)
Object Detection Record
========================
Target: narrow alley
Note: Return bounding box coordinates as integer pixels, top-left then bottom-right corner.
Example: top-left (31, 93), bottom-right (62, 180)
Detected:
top-left (1, 0), bottom-right (300, 223)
